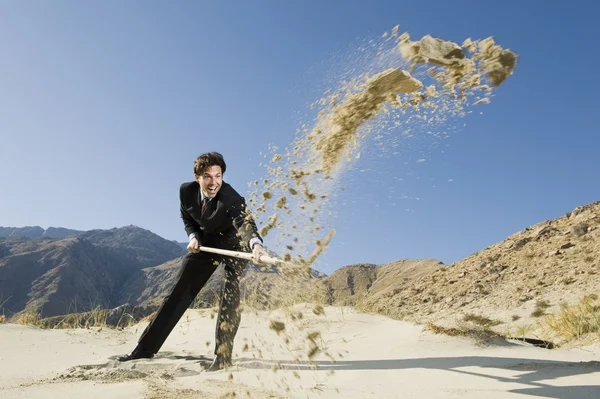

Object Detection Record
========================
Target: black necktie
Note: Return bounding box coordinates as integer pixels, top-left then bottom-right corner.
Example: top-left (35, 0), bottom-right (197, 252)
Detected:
top-left (201, 197), bottom-right (209, 216)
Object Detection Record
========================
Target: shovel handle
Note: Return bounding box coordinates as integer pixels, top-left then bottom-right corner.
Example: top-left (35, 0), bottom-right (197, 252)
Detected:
top-left (198, 228), bottom-right (336, 268)
top-left (198, 246), bottom-right (298, 267)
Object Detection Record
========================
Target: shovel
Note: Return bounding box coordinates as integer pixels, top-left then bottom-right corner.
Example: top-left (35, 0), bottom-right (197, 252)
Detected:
top-left (197, 229), bottom-right (336, 268)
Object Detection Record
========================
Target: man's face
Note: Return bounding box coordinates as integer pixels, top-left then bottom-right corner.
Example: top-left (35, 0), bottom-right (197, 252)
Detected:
top-left (196, 165), bottom-right (223, 198)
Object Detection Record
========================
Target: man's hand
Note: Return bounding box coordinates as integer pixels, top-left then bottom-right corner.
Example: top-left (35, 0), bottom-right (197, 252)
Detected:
top-left (252, 243), bottom-right (269, 265)
top-left (187, 236), bottom-right (201, 253)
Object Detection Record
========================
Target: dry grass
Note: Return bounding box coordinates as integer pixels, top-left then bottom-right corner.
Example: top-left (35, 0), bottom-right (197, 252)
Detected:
top-left (53, 308), bottom-right (108, 329)
top-left (531, 299), bottom-right (551, 318)
top-left (514, 324), bottom-right (534, 339)
top-left (425, 322), bottom-right (504, 345)
top-left (139, 311), bottom-right (158, 323)
top-left (540, 294), bottom-right (600, 343)
top-left (10, 306), bottom-right (137, 330)
top-left (0, 295), bottom-right (9, 324)
top-left (13, 312), bottom-right (43, 326)
top-left (531, 309), bottom-right (546, 318)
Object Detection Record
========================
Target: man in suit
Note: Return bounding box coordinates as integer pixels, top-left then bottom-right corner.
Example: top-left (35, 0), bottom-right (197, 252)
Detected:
top-left (117, 152), bottom-right (268, 371)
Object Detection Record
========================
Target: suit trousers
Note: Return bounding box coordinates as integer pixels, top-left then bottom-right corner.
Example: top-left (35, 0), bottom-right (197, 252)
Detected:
top-left (136, 251), bottom-right (245, 357)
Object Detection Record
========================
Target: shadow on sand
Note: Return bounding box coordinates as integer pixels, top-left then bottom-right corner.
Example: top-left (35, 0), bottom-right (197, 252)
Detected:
top-left (236, 355), bottom-right (600, 399)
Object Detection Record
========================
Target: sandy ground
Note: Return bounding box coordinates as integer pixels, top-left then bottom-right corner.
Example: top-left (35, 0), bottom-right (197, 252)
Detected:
top-left (1, 305), bottom-right (599, 399)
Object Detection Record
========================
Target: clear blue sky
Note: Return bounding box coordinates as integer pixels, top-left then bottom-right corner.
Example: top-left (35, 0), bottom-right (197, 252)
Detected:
top-left (1, 1), bottom-right (599, 274)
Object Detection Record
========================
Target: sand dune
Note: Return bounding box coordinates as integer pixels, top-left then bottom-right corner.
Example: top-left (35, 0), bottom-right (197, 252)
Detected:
top-left (1, 305), bottom-right (599, 398)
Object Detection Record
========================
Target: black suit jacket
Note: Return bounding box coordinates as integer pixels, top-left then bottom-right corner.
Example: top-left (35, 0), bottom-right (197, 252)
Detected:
top-left (180, 181), bottom-right (262, 251)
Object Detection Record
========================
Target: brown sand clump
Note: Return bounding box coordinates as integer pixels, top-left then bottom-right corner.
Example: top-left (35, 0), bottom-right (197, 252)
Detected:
top-left (262, 191), bottom-right (273, 200)
top-left (293, 32), bottom-right (518, 179)
top-left (399, 34), bottom-right (473, 72)
top-left (312, 68), bottom-right (423, 175)
top-left (312, 305), bottom-right (325, 316)
top-left (476, 37), bottom-right (518, 87)
top-left (258, 213), bottom-right (278, 237)
top-left (269, 319), bottom-right (286, 334)
top-left (248, 27), bottom-right (518, 278)
top-left (276, 196), bottom-right (287, 209)
top-left (399, 33), bottom-right (517, 90)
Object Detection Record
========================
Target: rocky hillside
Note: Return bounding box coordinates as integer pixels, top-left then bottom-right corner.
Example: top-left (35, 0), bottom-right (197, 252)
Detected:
top-left (79, 226), bottom-right (185, 268)
top-left (0, 226), bottom-right (186, 318)
top-left (322, 259), bottom-right (445, 306)
top-left (357, 201), bottom-right (600, 331)
top-left (0, 237), bottom-right (130, 317)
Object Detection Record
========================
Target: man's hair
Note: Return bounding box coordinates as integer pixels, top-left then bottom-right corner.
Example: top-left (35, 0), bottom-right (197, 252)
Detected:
top-left (194, 152), bottom-right (227, 175)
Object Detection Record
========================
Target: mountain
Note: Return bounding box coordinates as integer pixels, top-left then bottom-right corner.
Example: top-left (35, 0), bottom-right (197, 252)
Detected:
top-left (3, 200), bottom-right (598, 332)
top-left (0, 224), bottom-right (321, 322)
top-left (0, 237), bottom-right (130, 317)
top-left (321, 259), bottom-right (445, 306)
top-left (0, 226), bottom-right (82, 239)
top-left (172, 241), bottom-right (188, 250)
top-left (350, 201), bottom-right (600, 330)
top-left (79, 225), bottom-right (185, 269)
top-left (0, 226), bottom-right (186, 318)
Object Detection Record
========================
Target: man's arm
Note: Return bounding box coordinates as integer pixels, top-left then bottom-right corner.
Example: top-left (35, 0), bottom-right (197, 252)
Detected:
top-left (180, 185), bottom-right (202, 242)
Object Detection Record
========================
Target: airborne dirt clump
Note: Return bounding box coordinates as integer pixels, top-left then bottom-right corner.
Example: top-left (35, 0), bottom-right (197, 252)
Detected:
top-left (249, 29), bottom-right (517, 270)
top-left (313, 68), bottom-right (423, 175)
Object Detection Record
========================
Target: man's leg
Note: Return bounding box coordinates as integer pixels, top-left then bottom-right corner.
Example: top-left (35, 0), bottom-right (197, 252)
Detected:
top-left (118, 252), bottom-right (219, 360)
top-left (210, 258), bottom-right (246, 369)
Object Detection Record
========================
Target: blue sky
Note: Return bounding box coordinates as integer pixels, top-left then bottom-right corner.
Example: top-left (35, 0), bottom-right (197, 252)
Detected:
top-left (1, 1), bottom-right (599, 274)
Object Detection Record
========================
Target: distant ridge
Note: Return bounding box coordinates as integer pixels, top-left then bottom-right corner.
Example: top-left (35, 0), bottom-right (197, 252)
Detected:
top-left (0, 226), bottom-right (81, 239)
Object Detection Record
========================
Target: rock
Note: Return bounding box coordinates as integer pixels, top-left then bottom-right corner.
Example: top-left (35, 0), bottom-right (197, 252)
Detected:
top-left (512, 237), bottom-right (531, 250)
top-left (535, 225), bottom-right (560, 239)
top-left (568, 206), bottom-right (584, 219)
top-left (518, 295), bottom-right (534, 302)
top-left (490, 265), bottom-right (508, 274)
top-left (560, 242), bottom-right (575, 250)
top-left (475, 284), bottom-right (486, 293)
top-left (570, 224), bottom-right (589, 237)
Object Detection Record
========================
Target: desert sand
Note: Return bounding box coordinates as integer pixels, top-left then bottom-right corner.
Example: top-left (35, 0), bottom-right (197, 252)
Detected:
top-left (1, 305), bottom-right (598, 399)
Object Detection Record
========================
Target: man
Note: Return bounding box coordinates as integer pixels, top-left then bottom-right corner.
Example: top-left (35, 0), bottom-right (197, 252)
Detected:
top-left (117, 152), bottom-right (268, 371)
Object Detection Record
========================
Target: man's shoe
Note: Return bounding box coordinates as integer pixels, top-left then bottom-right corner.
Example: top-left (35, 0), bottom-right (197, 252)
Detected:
top-left (206, 355), bottom-right (232, 371)
top-left (117, 347), bottom-right (154, 362)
